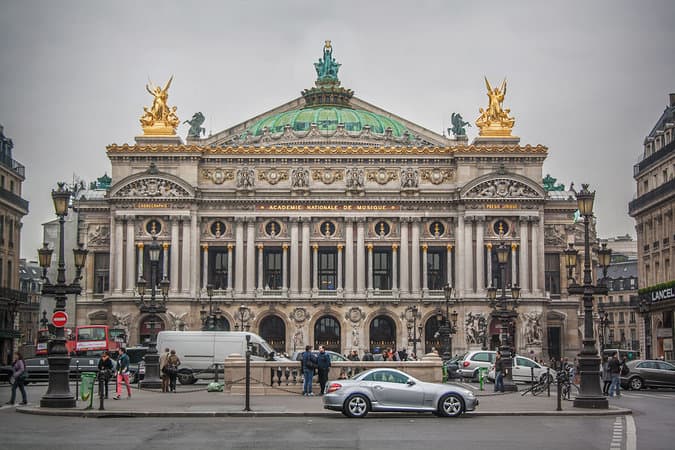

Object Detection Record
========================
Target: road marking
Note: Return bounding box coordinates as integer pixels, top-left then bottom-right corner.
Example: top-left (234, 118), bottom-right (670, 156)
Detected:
top-left (622, 392), bottom-right (674, 399)
top-left (609, 417), bottom-right (624, 450)
top-left (625, 415), bottom-right (636, 450)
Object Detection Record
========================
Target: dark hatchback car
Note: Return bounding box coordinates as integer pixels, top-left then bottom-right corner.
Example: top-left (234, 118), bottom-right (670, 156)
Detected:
top-left (621, 359), bottom-right (675, 390)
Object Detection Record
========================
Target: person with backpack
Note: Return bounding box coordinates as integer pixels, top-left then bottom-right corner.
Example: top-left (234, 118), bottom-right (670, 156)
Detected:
top-left (97, 351), bottom-right (114, 399)
top-left (114, 347), bottom-right (132, 400)
top-left (301, 345), bottom-right (317, 396)
top-left (159, 347), bottom-right (170, 393)
top-left (166, 349), bottom-right (181, 393)
top-left (316, 345), bottom-right (331, 395)
top-left (6, 352), bottom-right (27, 405)
top-left (494, 351), bottom-right (505, 393)
top-left (607, 352), bottom-right (622, 397)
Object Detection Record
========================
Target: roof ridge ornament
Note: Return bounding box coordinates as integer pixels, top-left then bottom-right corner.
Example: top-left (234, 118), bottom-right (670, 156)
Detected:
top-left (302, 41), bottom-right (353, 107)
top-left (475, 77), bottom-right (516, 137)
top-left (140, 76), bottom-right (180, 136)
top-left (314, 40), bottom-right (341, 83)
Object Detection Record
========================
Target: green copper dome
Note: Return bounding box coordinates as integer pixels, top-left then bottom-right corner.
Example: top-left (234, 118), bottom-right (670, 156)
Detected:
top-left (246, 106), bottom-right (409, 137)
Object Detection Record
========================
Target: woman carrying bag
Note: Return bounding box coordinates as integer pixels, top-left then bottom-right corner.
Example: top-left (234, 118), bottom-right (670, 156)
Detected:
top-left (6, 352), bottom-right (28, 405)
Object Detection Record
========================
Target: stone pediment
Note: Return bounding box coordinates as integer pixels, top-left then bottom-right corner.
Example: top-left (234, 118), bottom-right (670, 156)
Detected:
top-left (461, 173), bottom-right (544, 201)
top-left (109, 167), bottom-right (195, 200)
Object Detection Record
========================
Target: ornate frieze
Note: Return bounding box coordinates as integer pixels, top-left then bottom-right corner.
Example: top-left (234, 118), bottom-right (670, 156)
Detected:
top-left (201, 168), bottom-right (235, 185)
top-left (366, 168), bottom-right (398, 185)
top-left (400, 167), bottom-right (419, 189)
top-left (345, 167), bottom-right (365, 191)
top-left (116, 178), bottom-right (190, 198)
top-left (522, 312), bottom-right (543, 346)
top-left (465, 178), bottom-right (540, 199)
top-left (312, 168), bottom-right (344, 185)
top-left (87, 224), bottom-right (110, 246)
top-left (465, 312), bottom-right (488, 346)
top-left (236, 167), bottom-right (255, 189)
top-left (420, 167), bottom-right (455, 185)
top-left (544, 224), bottom-right (567, 247)
top-left (257, 168), bottom-right (288, 185)
top-left (291, 167), bottom-right (310, 189)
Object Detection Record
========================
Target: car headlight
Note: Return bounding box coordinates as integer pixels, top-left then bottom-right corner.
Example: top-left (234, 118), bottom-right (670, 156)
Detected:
top-left (464, 391), bottom-right (475, 398)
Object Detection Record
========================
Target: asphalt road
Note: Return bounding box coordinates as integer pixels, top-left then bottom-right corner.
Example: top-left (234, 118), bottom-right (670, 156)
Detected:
top-left (1, 383), bottom-right (673, 450)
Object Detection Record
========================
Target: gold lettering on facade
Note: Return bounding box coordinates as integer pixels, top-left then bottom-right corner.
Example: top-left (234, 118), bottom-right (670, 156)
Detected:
top-left (485, 203), bottom-right (519, 209)
top-left (256, 204), bottom-right (399, 211)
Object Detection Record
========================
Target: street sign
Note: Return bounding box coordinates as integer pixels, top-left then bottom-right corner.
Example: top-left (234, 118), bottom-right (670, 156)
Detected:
top-left (52, 311), bottom-right (68, 328)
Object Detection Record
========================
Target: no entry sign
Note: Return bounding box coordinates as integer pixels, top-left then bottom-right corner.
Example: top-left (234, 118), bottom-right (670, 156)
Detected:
top-left (51, 311), bottom-right (68, 328)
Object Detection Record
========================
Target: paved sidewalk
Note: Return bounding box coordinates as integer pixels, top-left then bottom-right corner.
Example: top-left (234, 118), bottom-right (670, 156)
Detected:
top-left (15, 381), bottom-right (631, 418)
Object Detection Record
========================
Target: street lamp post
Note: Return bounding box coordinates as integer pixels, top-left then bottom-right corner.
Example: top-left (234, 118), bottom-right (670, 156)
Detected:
top-left (38, 183), bottom-right (88, 408)
top-left (201, 284), bottom-right (216, 331)
top-left (568, 183), bottom-right (611, 409)
top-left (234, 305), bottom-right (250, 332)
top-left (136, 235), bottom-right (170, 389)
top-left (435, 285), bottom-right (458, 361)
top-left (487, 241), bottom-right (520, 392)
top-left (638, 299), bottom-right (651, 359)
top-left (403, 305), bottom-right (422, 358)
top-left (598, 309), bottom-right (610, 354)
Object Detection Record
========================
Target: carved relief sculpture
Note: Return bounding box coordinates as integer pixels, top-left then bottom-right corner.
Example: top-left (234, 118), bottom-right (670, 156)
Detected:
top-left (465, 312), bottom-right (488, 346)
top-left (291, 167), bottom-right (310, 189)
top-left (522, 312), bottom-right (543, 345)
top-left (400, 167), bottom-right (419, 189)
top-left (168, 311), bottom-right (189, 331)
top-left (466, 178), bottom-right (539, 199)
top-left (117, 178), bottom-right (189, 198)
top-left (202, 168), bottom-right (234, 185)
top-left (258, 168), bottom-right (289, 185)
top-left (236, 167), bottom-right (255, 189)
top-left (312, 168), bottom-right (344, 185)
top-left (366, 168), bottom-right (398, 185)
top-left (88, 225), bottom-right (110, 246)
top-left (421, 168), bottom-right (455, 185)
top-left (345, 167), bottom-right (365, 190)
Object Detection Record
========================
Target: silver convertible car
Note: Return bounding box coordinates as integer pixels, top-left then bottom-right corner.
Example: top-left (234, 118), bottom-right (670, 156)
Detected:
top-left (323, 368), bottom-right (478, 418)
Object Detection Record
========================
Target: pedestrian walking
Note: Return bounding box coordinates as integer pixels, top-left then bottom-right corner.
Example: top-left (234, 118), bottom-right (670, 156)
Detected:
top-left (347, 349), bottom-right (360, 377)
top-left (97, 351), bottom-right (114, 399)
top-left (6, 352), bottom-right (27, 405)
top-left (167, 350), bottom-right (181, 392)
top-left (159, 347), bottom-right (170, 393)
top-left (301, 345), bottom-right (317, 396)
top-left (494, 351), bottom-right (505, 393)
top-left (601, 356), bottom-right (611, 396)
top-left (113, 347), bottom-right (132, 400)
top-left (317, 345), bottom-right (331, 395)
top-left (361, 350), bottom-right (374, 361)
top-left (607, 352), bottom-right (622, 397)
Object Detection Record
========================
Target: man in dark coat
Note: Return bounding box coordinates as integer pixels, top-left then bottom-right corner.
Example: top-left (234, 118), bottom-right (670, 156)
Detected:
top-left (316, 345), bottom-right (332, 395)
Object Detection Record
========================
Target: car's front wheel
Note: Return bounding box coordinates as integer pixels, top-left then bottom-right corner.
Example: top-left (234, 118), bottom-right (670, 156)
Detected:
top-left (629, 377), bottom-right (643, 391)
top-left (178, 372), bottom-right (196, 385)
top-left (343, 394), bottom-right (370, 418)
top-left (438, 393), bottom-right (464, 417)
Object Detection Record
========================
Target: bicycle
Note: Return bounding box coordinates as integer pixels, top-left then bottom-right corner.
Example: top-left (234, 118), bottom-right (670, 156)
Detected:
top-left (557, 368), bottom-right (579, 401)
top-left (521, 371), bottom-right (554, 396)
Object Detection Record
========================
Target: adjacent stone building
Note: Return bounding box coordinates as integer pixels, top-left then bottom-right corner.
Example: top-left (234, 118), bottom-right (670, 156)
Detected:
top-left (70, 43), bottom-right (587, 360)
top-left (629, 93), bottom-right (675, 360)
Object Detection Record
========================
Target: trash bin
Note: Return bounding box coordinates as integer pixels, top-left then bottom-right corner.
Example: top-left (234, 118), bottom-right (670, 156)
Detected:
top-left (479, 367), bottom-right (488, 390)
top-left (80, 372), bottom-right (97, 407)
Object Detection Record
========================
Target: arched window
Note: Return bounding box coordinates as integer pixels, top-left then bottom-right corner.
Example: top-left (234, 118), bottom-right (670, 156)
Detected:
top-left (424, 316), bottom-right (442, 354)
top-left (314, 315), bottom-right (341, 353)
top-left (139, 315), bottom-right (165, 346)
top-left (260, 315), bottom-right (286, 353)
top-left (369, 315), bottom-right (396, 353)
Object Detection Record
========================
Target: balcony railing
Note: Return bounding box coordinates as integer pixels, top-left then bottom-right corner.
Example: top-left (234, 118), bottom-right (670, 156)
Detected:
top-left (629, 178), bottom-right (675, 214)
top-left (0, 187), bottom-right (29, 212)
top-left (0, 287), bottom-right (28, 303)
top-left (0, 155), bottom-right (25, 178)
top-left (634, 139), bottom-right (675, 176)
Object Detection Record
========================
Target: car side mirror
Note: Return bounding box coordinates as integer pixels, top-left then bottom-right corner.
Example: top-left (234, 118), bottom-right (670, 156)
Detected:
top-left (407, 380), bottom-right (416, 386)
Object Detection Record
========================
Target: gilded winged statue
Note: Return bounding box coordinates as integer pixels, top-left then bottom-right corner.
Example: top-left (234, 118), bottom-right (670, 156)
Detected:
top-left (475, 77), bottom-right (516, 136)
top-left (140, 76), bottom-right (180, 134)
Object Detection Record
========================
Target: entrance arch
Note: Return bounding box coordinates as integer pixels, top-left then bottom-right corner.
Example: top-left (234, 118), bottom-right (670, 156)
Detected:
top-left (424, 316), bottom-right (442, 354)
top-left (260, 315), bottom-right (286, 353)
top-left (369, 315), bottom-right (396, 352)
top-left (314, 315), bottom-right (341, 353)
top-left (139, 315), bottom-right (165, 346)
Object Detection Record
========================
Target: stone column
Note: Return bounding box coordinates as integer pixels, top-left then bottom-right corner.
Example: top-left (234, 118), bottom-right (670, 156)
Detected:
top-left (246, 220), bottom-right (255, 294)
top-left (170, 219), bottom-right (179, 293)
top-left (282, 243), bottom-right (288, 293)
top-left (137, 242), bottom-right (144, 282)
top-left (464, 217), bottom-right (473, 294)
top-left (519, 219), bottom-right (529, 293)
top-left (344, 221), bottom-right (354, 294)
top-left (257, 243), bottom-right (264, 292)
top-left (235, 220), bottom-right (245, 294)
top-left (475, 218), bottom-right (485, 295)
top-left (125, 218), bottom-right (135, 293)
top-left (109, 214), bottom-right (117, 292)
top-left (162, 242), bottom-right (170, 280)
top-left (456, 215), bottom-right (464, 296)
top-left (446, 243), bottom-right (453, 287)
top-left (367, 243), bottom-right (374, 292)
top-left (511, 243), bottom-right (518, 287)
top-left (312, 243), bottom-right (319, 293)
top-left (290, 220), bottom-right (299, 295)
top-left (531, 217), bottom-right (540, 294)
top-left (190, 212), bottom-right (199, 298)
top-left (114, 217), bottom-right (123, 293)
top-left (421, 243), bottom-right (428, 294)
top-left (411, 219), bottom-right (420, 294)
top-left (356, 220), bottom-right (366, 294)
top-left (227, 243), bottom-right (234, 291)
top-left (301, 220), bottom-right (311, 294)
top-left (399, 220), bottom-right (409, 294)
top-left (486, 243), bottom-right (493, 287)
top-left (201, 244), bottom-right (209, 290)
top-left (337, 244), bottom-right (343, 293)
top-left (392, 243), bottom-right (399, 293)
top-left (181, 218), bottom-right (191, 294)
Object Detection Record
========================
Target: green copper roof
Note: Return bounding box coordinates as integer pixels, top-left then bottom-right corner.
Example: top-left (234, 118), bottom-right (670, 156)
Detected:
top-left (246, 106), bottom-right (409, 137)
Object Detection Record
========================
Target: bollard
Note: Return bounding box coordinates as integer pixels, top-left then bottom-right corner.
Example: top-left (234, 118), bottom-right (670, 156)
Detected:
top-left (98, 374), bottom-right (105, 411)
top-left (214, 363), bottom-right (220, 383)
top-left (75, 362), bottom-right (80, 401)
top-left (556, 374), bottom-right (562, 411)
top-left (547, 368), bottom-right (551, 397)
top-left (531, 367), bottom-right (535, 385)
top-left (479, 368), bottom-right (484, 391)
top-left (244, 334), bottom-right (251, 412)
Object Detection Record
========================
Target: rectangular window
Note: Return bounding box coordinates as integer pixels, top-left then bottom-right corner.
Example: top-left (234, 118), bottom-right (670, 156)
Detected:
top-left (0, 215), bottom-right (4, 245)
top-left (373, 249), bottom-right (391, 290)
top-left (629, 311), bottom-right (636, 324)
top-left (263, 249), bottom-right (282, 290)
top-left (142, 246), bottom-right (168, 286)
top-left (6, 260), bottom-right (11, 288)
top-left (94, 253), bottom-right (110, 294)
top-left (208, 248), bottom-right (229, 289)
top-left (7, 219), bottom-right (13, 248)
top-left (318, 248), bottom-right (337, 290)
top-left (545, 253), bottom-right (561, 296)
top-left (619, 312), bottom-right (625, 324)
top-left (427, 248), bottom-right (445, 291)
top-left (9, 180), bottom-right (14, 193)
top-left (0, 257), bottom-right (3, 288)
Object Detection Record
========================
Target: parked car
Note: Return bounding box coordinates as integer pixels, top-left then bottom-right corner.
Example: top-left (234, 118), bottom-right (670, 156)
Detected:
top-left (323, 367), bottom-right (478, 418)
top-left (486, 355), bottom-right (551, 383)
top-left (456, 350), bottom-right (496, 380)
top-left (444, 356), bottom-right (462, 379)
top-left (621, 359), bottom-right (675, 390)
top-left (24, 355), bottom-right (100, 382)
top-left (0, 365), bottom-right (14, 383)
top-left (291, 350), bottom-right (348, 363)
top-left (122, 346), bottom-right (147, 384)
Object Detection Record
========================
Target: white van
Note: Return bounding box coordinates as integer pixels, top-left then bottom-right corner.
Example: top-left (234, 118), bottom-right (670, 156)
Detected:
top-left (156, 331), bottom-right (287, 384)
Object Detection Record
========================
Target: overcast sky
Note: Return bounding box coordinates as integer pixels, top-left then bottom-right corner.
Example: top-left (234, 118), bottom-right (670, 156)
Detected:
top-left (1, 1), bottom-right (673, 260)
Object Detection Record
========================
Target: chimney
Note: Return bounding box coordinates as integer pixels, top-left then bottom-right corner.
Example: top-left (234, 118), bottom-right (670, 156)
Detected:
top-left (670, 93), bottom-right (675, 107)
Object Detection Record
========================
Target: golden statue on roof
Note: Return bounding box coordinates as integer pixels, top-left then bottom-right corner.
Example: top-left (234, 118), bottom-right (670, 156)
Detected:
top-left (475, 77), bottom-right (516, 137)
top-left (140, 76), bottom-right (180, 135)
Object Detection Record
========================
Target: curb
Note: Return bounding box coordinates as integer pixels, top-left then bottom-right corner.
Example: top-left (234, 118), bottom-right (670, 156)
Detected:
top-left (16, 406), bottom-right (632, 418)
